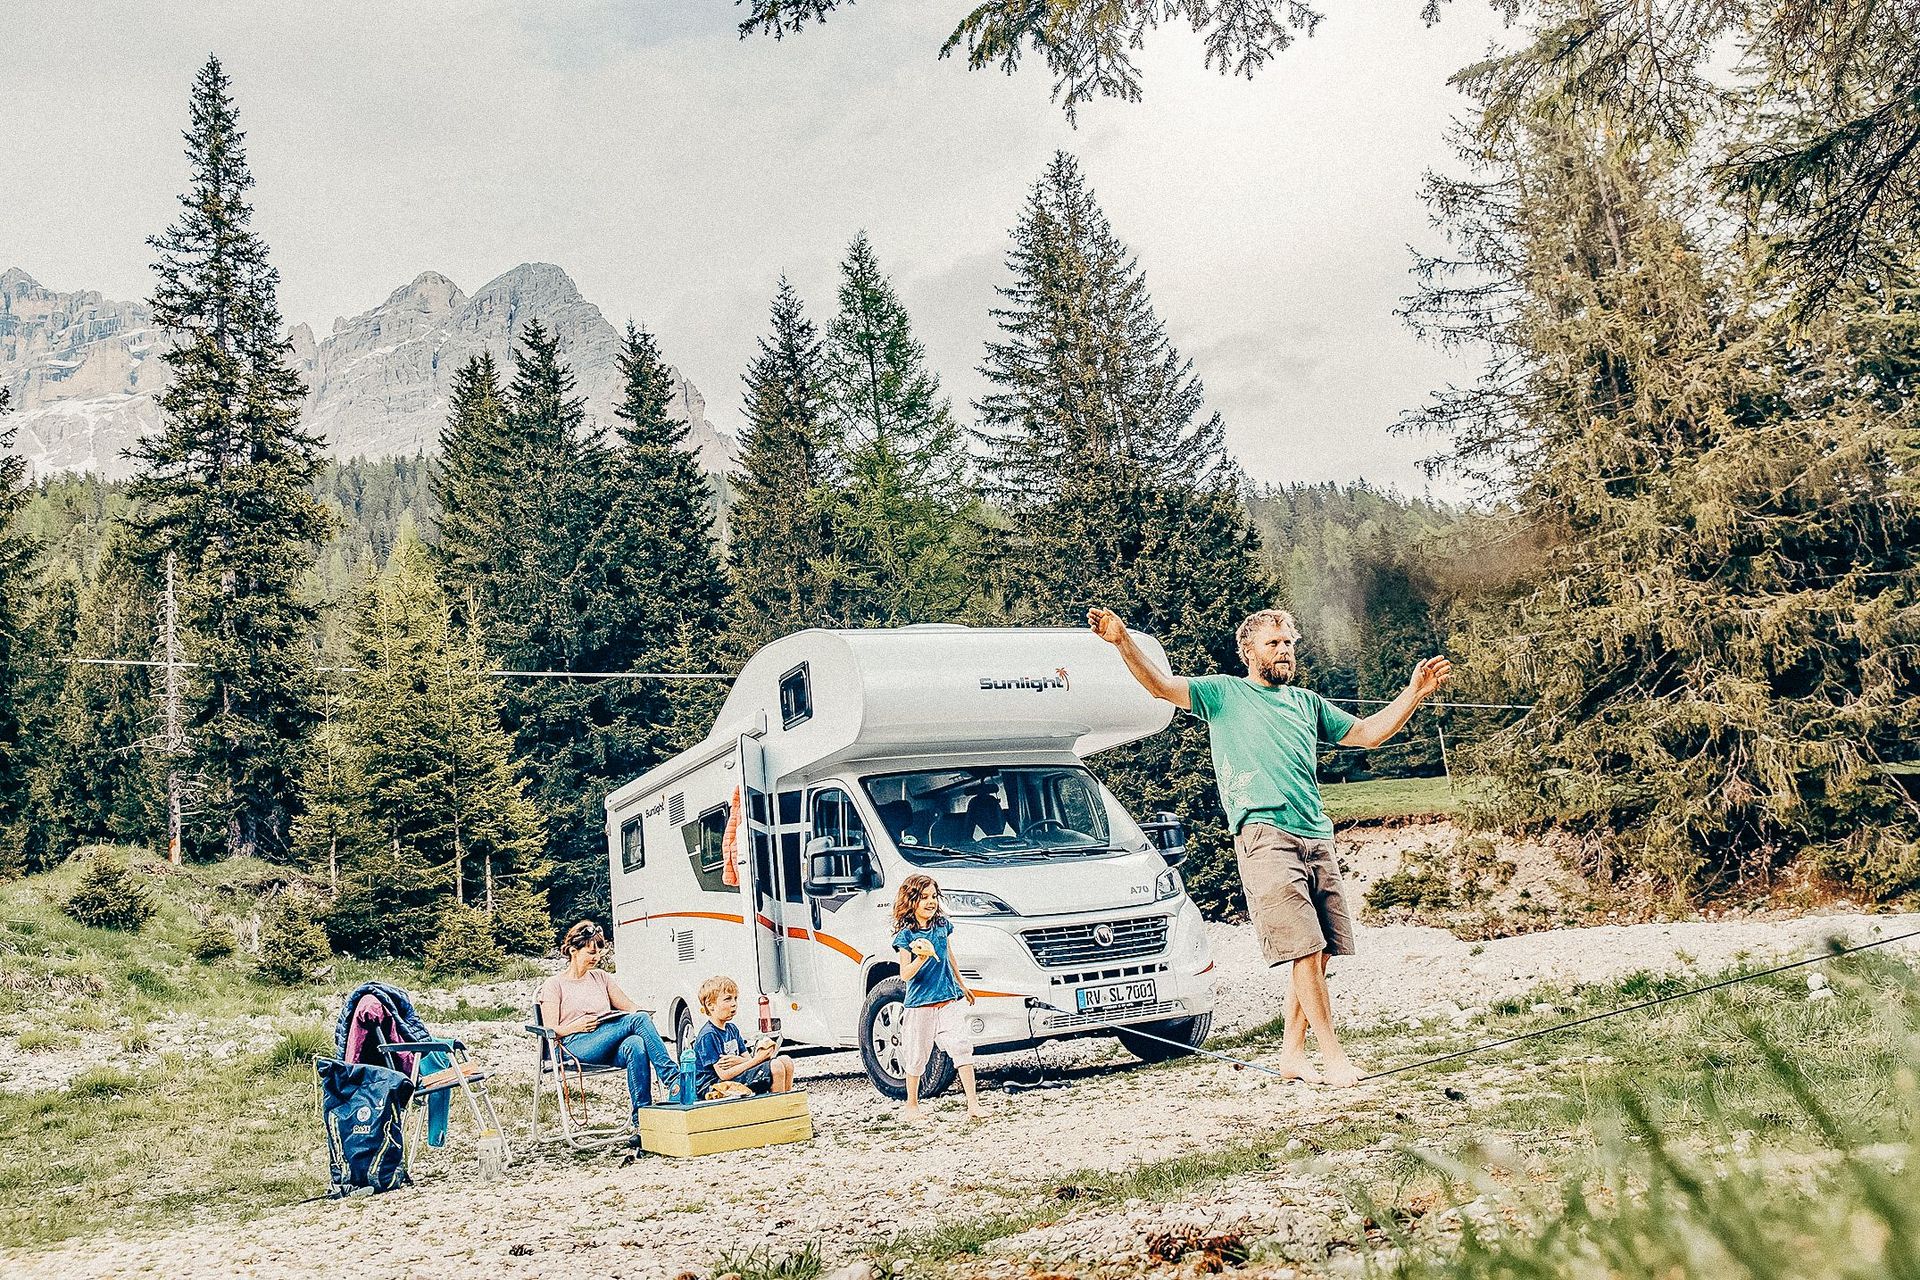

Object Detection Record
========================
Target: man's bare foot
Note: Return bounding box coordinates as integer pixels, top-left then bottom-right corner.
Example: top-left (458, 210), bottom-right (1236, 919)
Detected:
top-left (1271, 1054), bottom-right (1323, 1084)
top-left (901, 1105), bottom-right (930, 1123)
top-left (1320, 1059), bottom-right (1364, 1088)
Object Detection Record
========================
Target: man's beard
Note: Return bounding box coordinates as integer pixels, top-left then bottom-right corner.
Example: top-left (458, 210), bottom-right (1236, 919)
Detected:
top-left (1255, 658), bottom-right (1296, 685)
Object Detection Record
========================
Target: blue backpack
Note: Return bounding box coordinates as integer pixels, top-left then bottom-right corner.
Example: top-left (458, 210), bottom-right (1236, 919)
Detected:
top-left (316, 1057), bottom-right (414, 1196)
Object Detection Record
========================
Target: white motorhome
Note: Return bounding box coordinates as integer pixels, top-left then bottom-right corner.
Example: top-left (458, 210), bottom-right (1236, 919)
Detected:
top-left (602, 625), bottom-right (1215, 1097)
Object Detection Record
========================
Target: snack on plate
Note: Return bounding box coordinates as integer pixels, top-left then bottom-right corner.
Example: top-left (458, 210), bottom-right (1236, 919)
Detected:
top-left (704, 1081), bottom-right (753, 1101)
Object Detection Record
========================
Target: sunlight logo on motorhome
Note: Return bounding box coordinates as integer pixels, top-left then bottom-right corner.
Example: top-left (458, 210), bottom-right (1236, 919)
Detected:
top-left (980, 667), bottom-right (1070, 693)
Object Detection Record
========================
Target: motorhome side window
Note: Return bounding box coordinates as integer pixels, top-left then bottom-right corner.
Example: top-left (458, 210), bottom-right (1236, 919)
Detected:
top-left (620, 816), bottom-right (645, 872)
top-left (779, 662), bottom-right (812, 729)
top-left (683, 803), bottom-right (737, 894)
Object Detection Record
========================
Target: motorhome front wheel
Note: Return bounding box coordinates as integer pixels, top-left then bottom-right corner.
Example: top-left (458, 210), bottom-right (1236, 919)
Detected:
top-left (858, 978), bottom-right (958, 1101)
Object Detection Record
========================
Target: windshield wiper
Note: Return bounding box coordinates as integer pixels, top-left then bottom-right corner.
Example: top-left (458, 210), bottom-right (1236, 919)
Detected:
top-left (909, 844), bottom-right (999, 862)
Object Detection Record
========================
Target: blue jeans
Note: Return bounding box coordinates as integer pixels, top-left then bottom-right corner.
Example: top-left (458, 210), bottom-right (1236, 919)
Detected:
top-left (562, 1012), bottom-right (678, 1120)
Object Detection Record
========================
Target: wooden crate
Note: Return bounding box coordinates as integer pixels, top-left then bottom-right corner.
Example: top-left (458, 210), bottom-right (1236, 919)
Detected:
top-left (636, 1090), bottom-right (813, 1157)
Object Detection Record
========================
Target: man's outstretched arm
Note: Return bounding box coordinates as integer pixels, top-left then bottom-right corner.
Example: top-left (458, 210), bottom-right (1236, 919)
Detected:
top-left (1088, 607), bottom-right (1190, 709)
top-left (1339, 656), bottom-right (1452, 749)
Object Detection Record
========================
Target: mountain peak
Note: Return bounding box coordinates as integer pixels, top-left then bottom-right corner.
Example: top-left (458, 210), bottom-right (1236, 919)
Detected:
top-left (476, 262), bottom-right (581, 299)
top-left (379, 270), bottom-right (465, 314)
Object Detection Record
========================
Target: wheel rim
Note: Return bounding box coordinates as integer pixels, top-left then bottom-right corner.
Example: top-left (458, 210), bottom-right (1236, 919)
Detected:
top-left (871, 998), bottom-right (906, 1082)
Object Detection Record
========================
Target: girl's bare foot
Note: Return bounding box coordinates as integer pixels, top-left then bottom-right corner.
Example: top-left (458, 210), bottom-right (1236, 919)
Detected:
top-left (966, 1105), bottom-right (988, 1121)
top-left (1321, 1058), bottom-right (1364, 1088)
top-left (902, 1105), bottom-right (930, 1123)
top-left (1272, 1054), bottom-right (1323, 1084)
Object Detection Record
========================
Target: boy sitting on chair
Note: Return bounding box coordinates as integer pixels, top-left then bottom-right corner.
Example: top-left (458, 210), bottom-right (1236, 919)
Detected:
top-left (693, 975), bottom-right (796, 1100)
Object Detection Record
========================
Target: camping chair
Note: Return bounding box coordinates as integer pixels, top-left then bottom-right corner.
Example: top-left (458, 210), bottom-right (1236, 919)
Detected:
top-left (339, 984), bottom-right (513, 1180)
top-left (524, 1002), bottom-right (641, 1151)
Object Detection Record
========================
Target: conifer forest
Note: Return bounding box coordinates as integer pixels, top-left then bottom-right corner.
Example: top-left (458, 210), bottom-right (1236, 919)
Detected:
top-left (3, 1), bottom-right (1917, 971)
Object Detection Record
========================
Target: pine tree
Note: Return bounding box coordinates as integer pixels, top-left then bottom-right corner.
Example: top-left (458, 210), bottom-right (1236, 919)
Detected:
top-left (0, 383), bottom-right (43, 871)
top-left (23, 536), bottom-right (164, 870)
top-left (976, 152), bottom-right (1275, 916)
top-left (727, 279), bottom-right (847, 651)
top-left (125, 56), bottom-right (331, 862)
top-left (431, 353), bottom-right (513, 615)
top-left (319, 523), bottom-right (547, 956)
top-left (823, 232), bottom-right (977, 624)
top-left (1405, 107), bottom-right (1920, 897)
top-left (433, 323), bottom-right (613, 920)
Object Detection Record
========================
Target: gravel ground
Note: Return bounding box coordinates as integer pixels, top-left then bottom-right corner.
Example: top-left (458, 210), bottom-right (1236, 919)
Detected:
top-left (9, 906), bottom-right (1918, 1280)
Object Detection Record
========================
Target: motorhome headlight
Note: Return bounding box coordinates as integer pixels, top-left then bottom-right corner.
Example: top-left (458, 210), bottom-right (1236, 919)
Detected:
top-left (1154, 867), bottom-right (1184, 902)
top-left (942, 889), bottom-right (1015, 916)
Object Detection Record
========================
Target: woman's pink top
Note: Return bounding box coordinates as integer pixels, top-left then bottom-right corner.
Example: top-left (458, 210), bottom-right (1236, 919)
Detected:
top-left (538, 968), bottom-right (615, 1028)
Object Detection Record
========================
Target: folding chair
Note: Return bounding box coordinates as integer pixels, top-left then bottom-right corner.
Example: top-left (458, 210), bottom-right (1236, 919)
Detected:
top-left (524, 1003), bottom-right (636, 1151)
top-left (337, 984), bottom-right (512, 1180)
top-left (377, 1034), bottom-right (514, 1179)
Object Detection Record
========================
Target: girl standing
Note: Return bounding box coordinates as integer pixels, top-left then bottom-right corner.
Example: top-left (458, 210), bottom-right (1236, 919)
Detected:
top-left (891, 873), bottom-right (986, 1122)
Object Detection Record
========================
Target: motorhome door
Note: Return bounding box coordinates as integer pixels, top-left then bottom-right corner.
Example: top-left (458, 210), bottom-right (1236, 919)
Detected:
top-left (737, 734), bottom-right (784, 1004)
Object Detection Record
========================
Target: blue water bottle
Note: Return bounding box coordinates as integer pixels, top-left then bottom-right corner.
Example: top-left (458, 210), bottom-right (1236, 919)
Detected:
top-left (678, 1046), bottom-right (697, 1105)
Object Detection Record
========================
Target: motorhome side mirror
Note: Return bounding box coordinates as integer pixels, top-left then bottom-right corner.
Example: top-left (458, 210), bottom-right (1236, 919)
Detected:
top-left (803, 840), bottom-right (874, 897)
top-left (1140, 811), bottom-right (1189, 867)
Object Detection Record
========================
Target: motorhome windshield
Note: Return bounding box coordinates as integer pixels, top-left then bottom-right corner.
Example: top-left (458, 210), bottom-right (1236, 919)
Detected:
top-left (861, 765), bottom-right (1145, 864)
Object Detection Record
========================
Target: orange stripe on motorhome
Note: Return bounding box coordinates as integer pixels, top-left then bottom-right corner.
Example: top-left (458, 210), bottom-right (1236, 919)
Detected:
top-left (810, 930), bottom-right (863, 963)
top-left (621, 910), bottom-right (863, 964)
top-left (632, 911), bottom-right (747, 925)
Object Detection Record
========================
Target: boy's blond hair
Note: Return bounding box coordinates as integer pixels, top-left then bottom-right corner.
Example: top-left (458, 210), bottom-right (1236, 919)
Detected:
top-left (697, 974), bottom-right (739, 1016)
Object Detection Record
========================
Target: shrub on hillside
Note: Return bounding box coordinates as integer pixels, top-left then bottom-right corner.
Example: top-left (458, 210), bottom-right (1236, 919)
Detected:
top-left (190, 921), bottom-right (238, 962)
top-left (62, 852), bottom-right (157, 931)
top-left (257, 895), bottom-right (333, 985)
top-left (488, 884), bottom-right (554, 956)
top-left (423, 904), bottom-right (506, 978)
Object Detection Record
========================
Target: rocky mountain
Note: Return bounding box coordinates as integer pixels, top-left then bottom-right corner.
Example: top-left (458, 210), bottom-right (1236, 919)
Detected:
top-left (0, 263), bottom-right (733, 481)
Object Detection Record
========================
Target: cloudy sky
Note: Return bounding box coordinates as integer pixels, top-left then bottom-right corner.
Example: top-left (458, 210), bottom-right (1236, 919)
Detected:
top-left (6, 1), bottom-right (1515, 498)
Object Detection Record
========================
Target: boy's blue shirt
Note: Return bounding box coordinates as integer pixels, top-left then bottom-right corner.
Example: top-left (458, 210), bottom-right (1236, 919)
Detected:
top-left (693, 1019), bottom-right (748, 1097)
top-left (891, 916), bottom-right (966, 1008)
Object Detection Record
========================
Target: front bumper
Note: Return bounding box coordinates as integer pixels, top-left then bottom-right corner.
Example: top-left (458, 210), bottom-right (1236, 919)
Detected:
top-left (953, 901), bottom-right (1216, 1052)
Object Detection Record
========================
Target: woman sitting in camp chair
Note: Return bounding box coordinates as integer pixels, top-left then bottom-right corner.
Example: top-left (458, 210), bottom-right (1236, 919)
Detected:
top-left (538, 920), bottom-right (680, 1127)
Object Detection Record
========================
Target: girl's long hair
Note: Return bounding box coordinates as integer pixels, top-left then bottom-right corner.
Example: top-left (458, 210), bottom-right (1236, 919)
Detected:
top-left (893, 873), bottom-right (943, 932)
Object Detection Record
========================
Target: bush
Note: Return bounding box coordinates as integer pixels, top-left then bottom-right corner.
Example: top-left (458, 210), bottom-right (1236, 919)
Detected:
top-left (422, 904), bottom-right (506, 979)
top-left (190, 921), bottom-right (237, 962)
top-left (62, 852), bottom-right (157, 931)
top-left (488, 884), bottom-right (553, 956)
top-left (257, 895), bottom-right (333, 985)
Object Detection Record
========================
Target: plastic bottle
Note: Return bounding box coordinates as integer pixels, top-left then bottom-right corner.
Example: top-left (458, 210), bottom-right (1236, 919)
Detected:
top-left (678, 1046), bottom-right (697, 1106)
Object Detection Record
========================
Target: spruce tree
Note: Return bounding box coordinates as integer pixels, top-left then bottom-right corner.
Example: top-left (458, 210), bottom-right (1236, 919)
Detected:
top-left (0, 384), bottom-right (42, 871)
top-left (727, 279), bottom-right (847, 651)
top-left (23, 536), bottom-right (164, 870)
top-left (320, 523), bottom-right (547, 956)
top-left (433, 322), bottom-right (613, 920)
top-left (572, 323), bottom-right (729, 753)
top-left (976, 152), bottom-right (1274, 916)
top-left (431, 352), bottom-right (513, 608)
top-left (125, 56), bottom-right (331, 862)
top-left (1405, 107), bottom-right (1920, 897)
top-left (823, 232), bottom-right (977, 624)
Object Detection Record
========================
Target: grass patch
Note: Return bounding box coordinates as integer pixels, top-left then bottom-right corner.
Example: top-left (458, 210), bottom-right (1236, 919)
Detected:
top-left (1323, 776), bottom-right (1461, 823)
top-left (710, 1241), bottom-right (825, 1280)
top-left (15, 1028), bottom-right (79, 1054)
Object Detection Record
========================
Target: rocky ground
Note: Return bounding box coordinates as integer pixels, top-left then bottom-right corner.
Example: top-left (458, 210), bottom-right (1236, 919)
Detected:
top-left (10, 872), bottom-right (1918, 1280)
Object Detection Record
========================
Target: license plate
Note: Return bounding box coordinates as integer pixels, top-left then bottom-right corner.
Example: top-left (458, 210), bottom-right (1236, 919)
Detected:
top-left (1076, 978), bottom-right (1157, 1013)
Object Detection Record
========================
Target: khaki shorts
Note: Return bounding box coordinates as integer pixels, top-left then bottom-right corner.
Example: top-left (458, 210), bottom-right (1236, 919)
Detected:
top-left (1235, 824), bottom-right (1356, 964)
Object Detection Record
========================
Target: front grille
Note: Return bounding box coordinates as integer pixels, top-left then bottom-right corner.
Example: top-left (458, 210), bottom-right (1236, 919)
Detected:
top-left (1049, 961), bottom-right (1167, 988)
top-left (1021, 914), bottom-right (1169, 968)
top-left (1040, 998), bottom-right (1183, 1032)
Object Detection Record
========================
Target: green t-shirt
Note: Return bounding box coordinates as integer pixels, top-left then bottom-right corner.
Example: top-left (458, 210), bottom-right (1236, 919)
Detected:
top-left (1184, 676), bottom-right (1358, 840)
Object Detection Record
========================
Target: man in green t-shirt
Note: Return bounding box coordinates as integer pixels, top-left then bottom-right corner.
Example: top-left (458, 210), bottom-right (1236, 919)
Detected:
top-left (1090, 605), bottom-right (1450, 1087)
